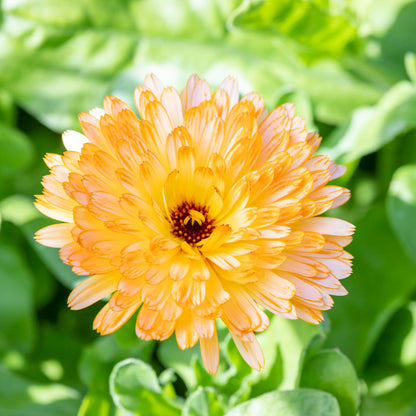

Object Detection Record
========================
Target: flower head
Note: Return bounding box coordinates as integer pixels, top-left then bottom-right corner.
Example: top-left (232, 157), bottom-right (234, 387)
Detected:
top-left (35, 74), bottom-right (353, 374)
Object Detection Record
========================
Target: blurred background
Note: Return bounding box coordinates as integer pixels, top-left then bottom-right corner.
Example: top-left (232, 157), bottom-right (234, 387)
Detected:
top-left (0, 0), bottom-right (416, 415)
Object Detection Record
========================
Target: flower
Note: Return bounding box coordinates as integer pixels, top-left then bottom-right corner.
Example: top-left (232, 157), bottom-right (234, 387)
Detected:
top-left (35, 74), bottom-right (354, 374)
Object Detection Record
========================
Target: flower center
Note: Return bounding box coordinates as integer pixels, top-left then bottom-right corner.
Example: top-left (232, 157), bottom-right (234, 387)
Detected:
top-left (171, 202), bottom-right (214, 245)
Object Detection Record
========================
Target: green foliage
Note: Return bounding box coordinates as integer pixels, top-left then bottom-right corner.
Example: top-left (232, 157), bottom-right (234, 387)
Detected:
top-left (325, 206), bottom-right (416, 370)
top-left (322, 82), bottom-right (416, 163)
top-left (387, 164), bottom-right (416, 263)
top-left (110, 358), bottom-right (183, 416)
top-left (299, 349), bottom-right (359, 416)
top-left (0, 122), bottom-right (34, 176)
top-left (224, 388), bottom-right (341, 416)
top-left (1, 0), bottom-right (416, 414)
top-left (0, 365), bottom-right (81, 416)
top-left (182, 387), bottom-right (225, 416)
top-left (0, 0), bottom-right (381, 133)
top-left (0, 225), bottom-right (36, 354)
top-left (230, 0), bottom-right (359, 57)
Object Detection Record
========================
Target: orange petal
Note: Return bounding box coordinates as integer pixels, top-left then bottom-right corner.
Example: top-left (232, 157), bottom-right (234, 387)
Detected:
top-left (230, 332), bottom-right (265, 371)
top-left (200, 326), bottom-right (219, 375)
top-left (68, 273), bottom-right (119, 310)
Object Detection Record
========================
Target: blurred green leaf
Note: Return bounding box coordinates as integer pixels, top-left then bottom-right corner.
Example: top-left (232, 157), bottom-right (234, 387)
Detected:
top-left (182, 386), bottom-right (225, 416)
top-left (360, 365), bottom-right (416, 416)
top-left (0, 195), bottom-right (39, 225)
top-left (0, 0), bottom-right (382, 133)
top-left (374, 0), bottom-right (416, 81)
top-left (299, 349), bottom-right (359, 416)
top-left (0, 219), bottom-right (56, 309)
top-left (405, 52), bottom-right (416, 84)
top-left (370, 302), bottom-right (416, 369)
top-left (387, 164), bottom-right (416, 263)
top-left (0, 234), bottom-right (35, 353)
top-left (109, 358), bottom-right (182, 416)
top-left (0, 364), bottom-right (81, 416)
top-left (225, 388), bottom-right (340, 416)
top-left (0, 122), bottom-right (34, 176)
top-left (230, 0), bottom-right (358, 57)
top-left (0, 89), bottom-right (15, 125)
top-left (325, 205), bottom-right (416, 370)
top-left (77, 394), bottom-right (112, 416)
top-left (322, 81), bottom-right (416, 163)
top-left (34, 323), bottom-right (84, 386)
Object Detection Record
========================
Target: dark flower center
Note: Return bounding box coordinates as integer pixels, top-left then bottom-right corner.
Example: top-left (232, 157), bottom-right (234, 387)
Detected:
top-left (171, 201), bottom-right (214, 245)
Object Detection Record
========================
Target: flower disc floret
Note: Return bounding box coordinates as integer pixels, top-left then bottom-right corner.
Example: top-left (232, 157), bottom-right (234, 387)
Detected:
top-left (170, 202), bottom-right (214, 245)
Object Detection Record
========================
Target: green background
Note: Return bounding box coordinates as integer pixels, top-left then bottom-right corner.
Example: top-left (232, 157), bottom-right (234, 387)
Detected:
top-left (1, 0), bottom-right (416, 414)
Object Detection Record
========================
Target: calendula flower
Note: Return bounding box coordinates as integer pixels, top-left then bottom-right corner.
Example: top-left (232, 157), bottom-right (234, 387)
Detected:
top-left (35, 74), bottom-right (353, 374)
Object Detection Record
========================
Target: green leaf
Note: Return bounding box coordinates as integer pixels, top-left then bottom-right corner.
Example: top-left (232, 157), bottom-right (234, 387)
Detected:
top-left (405, 52), bottom-right (416, 84)
top-left (249, 316), bottom-right (324, 397)
top-left (370, 301), bottom-right (416, 369)
top-left (322, 81), bottom-right (416, 163)
top-left (225, 388), bottom-right (340, 416)
top-left (0, 122), bottom-right (34, 176)
top-left (0, 89), bottom-right (15, 125)
top-left (373, 0), bottom-right (416, 81)
top-left (182, 387), bottom-right (225, 416)
top-left (230, 0), bottom-right (358, 57)
top-left (360, 365), bottom-right (416, 416)
top-left (299, 350), bottom-right (359, 416)
top-left (387, 164), bottom-right (416, 263)
top-left (0, 235), bottom-right (35, 353)
top-left (109, 358), bottom-right (182, 416)
top-left (325, 205), bottom-right (416, 370)
top-left (0, 364), bottom-right (81, 416)
top-left (77, 394), bottom-right (112, 416)
top-left (0, 0), bottom-right (381, 132)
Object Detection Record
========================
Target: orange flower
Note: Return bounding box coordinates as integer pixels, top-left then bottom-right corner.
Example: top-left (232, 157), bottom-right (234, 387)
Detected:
top-left (35, 74), bottom-right (353, 374)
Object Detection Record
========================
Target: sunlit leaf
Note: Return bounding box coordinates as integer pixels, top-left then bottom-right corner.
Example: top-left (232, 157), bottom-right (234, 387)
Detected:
top-left (322, 82), bottom-right (416, 163)
top-left (225, 388), bottom-right (340, 416)
top-left (109, 358), bottom-right (182, 416)
top-left (230, 0), bottom-right (358, 56)
top-left (0, 0), bottom-right (381, 133)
